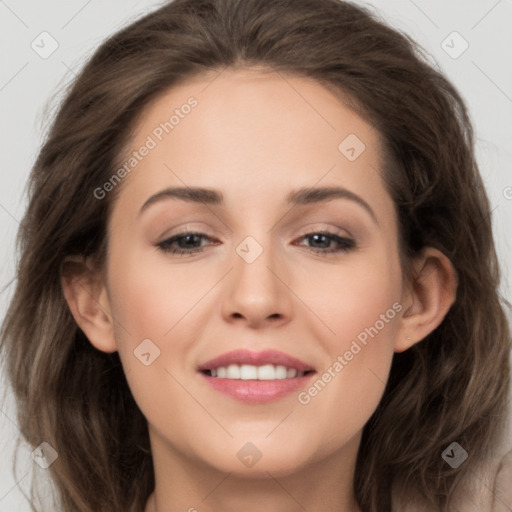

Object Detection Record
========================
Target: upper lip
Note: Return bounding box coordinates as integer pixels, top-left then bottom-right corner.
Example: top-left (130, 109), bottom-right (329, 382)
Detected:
top-left (198, 349), bottom-right (316, 372)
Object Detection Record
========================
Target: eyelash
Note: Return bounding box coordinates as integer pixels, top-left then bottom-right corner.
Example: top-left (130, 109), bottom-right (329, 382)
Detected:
top-left (156, 230), bottom-right (356, 257)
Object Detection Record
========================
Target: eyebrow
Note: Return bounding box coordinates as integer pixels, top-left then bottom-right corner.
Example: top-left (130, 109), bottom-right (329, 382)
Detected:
top-left (138, 185), bottom-right (378, 225)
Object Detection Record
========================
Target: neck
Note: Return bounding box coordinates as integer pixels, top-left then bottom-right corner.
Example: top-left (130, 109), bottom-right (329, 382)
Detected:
top-left (144, 430), bottom-right (363, 512)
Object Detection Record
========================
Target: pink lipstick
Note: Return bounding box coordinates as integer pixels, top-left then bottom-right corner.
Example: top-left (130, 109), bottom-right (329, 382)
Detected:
top-left (197, 349), bottom-right (316, 403)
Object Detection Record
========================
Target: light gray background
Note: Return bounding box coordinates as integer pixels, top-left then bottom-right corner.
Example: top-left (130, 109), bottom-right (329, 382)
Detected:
top-left (1, 0), bottom-right (511, 510)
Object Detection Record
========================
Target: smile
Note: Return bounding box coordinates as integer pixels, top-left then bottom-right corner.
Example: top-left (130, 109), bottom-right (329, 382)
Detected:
top-left (203, 364), bottom-right (310, 380)
top-left (197, 349), bottom-right (316, 403)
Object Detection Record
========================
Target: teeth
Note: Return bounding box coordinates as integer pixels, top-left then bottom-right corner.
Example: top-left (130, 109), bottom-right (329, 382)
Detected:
top-left (206, 364), bottom-right (307, 380)
top-left (240, 364), bottom-right (258, 379)
top-left (286, 368), bottom-right (298, 378)
top-left (258, 364), bottom-right (278, 380)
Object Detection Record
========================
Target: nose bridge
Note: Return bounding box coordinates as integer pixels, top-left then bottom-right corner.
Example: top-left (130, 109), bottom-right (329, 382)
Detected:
top-left (229, 205), bottom-right (279, 272)
top-left (221, 227), bottom-right (292, 325)
top-left (233, 231), bottom-right (280, 293)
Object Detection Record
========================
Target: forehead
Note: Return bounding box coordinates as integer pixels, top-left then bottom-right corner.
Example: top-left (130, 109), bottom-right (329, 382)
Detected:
top-left (109, 67), bottom-right (392, 225)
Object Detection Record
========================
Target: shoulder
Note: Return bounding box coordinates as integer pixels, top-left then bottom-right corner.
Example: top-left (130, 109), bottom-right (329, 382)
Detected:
top-left (452, 446), bottom-right (512, 512)
top-left (492, 448), bottom-right (512, 512)
top-left (391, 446), bottom-right (512, 512)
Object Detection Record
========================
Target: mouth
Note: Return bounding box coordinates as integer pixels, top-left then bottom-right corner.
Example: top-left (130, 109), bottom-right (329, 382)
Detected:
top-left (200, 364), bottom-right (315, 380)
top-left (197, 349), bottom-right (316, 403)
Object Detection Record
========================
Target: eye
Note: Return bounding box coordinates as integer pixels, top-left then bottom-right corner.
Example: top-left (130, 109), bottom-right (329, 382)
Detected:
top-left (156, 229), bottom-right (356, 257)
top-left (294, 231), bottom-right (356, 255)
top-left (156, 231), bottom-right (216, 257)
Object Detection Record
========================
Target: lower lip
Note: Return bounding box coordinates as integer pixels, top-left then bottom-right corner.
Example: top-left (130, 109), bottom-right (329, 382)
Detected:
top-left (199, 372), bottom-right (315, 403)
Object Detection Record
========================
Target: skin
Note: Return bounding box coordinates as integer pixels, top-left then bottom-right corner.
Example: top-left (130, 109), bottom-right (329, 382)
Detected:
top-left (61, 67), bottom-right (458, 512)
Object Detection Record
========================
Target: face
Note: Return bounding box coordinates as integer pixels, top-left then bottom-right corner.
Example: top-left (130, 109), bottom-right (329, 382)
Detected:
top-left (101, 67), bottom-right (407, 476)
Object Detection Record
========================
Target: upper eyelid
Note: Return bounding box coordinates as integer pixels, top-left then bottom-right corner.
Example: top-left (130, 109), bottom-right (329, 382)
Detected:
top-left (159, 228), bottom-right (355, 245)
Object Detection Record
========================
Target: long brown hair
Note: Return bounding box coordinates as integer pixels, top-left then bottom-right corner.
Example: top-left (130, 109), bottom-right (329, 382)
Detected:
top-left (1, 0), bottom-right (510, 510)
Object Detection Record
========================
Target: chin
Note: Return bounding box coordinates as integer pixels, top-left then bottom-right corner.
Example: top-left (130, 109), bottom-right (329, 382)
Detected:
top-left (190, 438), bottom-right (320, 477)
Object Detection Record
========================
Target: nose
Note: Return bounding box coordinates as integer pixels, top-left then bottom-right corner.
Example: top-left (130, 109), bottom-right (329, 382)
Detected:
top-left (220, 236), bottom-right (294, 329)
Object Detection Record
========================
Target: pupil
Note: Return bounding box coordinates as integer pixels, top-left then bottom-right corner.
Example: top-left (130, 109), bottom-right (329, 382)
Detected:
top-left (312, 234), bottom-right (327, 247)
top-left (183, 234), bottom-right (199, 247)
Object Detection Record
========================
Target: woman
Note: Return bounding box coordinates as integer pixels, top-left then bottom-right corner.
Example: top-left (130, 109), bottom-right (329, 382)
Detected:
top-left (1, 0), bottom-right (511, 511)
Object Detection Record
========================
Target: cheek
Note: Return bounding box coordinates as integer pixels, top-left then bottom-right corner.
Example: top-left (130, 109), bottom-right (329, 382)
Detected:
top-left (298, 301), bottom-right (398, 455)
top-left (104, 246), bottom-right (200, 407)
top-left (107, 246), bottom-right (206, 343)
top-left (104, 249), bottom-right (203, 429)
top-left (307, 240), bottom-right (402, 346)
top-left (296, 246), bottom-right (401, 428)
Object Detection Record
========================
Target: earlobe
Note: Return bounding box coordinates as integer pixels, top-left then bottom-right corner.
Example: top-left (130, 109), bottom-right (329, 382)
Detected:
top-left (395, 247), bottom-right (458, 353)
top-left (60, 256), bottom-right (118, 353)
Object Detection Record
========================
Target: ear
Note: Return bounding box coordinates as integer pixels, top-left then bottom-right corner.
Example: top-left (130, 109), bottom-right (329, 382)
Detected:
top-left (395, 247), bottom-right (458, 353)
top-left (60, 255), bottom-right (117, 353)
